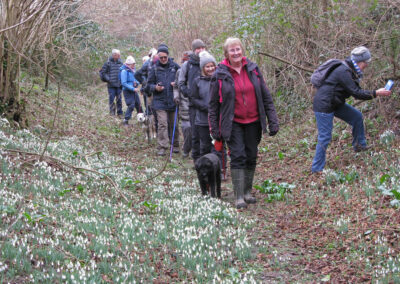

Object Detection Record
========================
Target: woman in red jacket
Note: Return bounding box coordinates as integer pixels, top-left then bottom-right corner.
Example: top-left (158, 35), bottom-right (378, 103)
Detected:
top-left (209, 37), bottom-right (279, 209)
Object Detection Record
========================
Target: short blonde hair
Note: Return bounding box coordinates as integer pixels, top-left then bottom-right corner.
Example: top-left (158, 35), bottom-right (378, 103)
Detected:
top-left (223, 37), bottom-right (244, 58)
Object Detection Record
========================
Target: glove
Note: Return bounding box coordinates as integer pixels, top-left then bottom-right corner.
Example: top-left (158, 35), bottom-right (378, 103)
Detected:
top-left (174, 98), bottom-right (180, 105)
top-left (269, 130), bottom-right (278, 136)
top-left (213, 140), bottom-right (223, 152)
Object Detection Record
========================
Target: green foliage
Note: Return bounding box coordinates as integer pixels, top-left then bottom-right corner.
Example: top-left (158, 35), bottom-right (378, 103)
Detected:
top-left (324, 169), bottom-right (359, 185)
top-left (254, 179), bottom-right (294, 203)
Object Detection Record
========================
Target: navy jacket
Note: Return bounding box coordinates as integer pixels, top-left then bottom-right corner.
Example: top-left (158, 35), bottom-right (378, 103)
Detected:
top-left (146, 58), bottom-right (180, 111)
top-left (178, 53), bottom-right (201, 105)
top-left (209, 58), bottom-right (279, 141)
top-left (313, 57), bottom-right (376, 113)
top-left (100, 56), bottom-right (123, 88)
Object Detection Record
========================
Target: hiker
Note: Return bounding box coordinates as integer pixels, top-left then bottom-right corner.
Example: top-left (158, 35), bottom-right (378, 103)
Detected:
top-left (191, 51), bottom-right (217, 156)
top-left (146, 44), bottom-right (180, 156)
top-left (178, 39), bottom-right (206, 162)
top-left (311, 46), bottom-right (392, 173)
top-left (121, 56), bottom-right (142, 126)
top-left (99, 49), bottom-right (123, 117)
top-left (135, 48), bottom-right (158, 131)
top-left (209, 37), bottom-right (279, 209)
top-left (173, 51), bottom-right (192, 158)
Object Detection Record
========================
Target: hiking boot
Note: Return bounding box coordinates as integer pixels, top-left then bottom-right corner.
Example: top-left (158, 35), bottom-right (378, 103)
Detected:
top-left (173, 147), bottom-right (180, 154)
top-left (122, 120), bottom-right (129, 127)
top-left (157, 149), bottom-right (166, 156)
top-left (354, 145), bottom-right (371, 152)
top-left (182, 152), bottom-right (189, 158)
top-left (231, 169), bottom-right (247, 209)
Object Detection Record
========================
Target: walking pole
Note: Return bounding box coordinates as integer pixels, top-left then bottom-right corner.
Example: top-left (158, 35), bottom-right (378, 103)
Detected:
top-left (169, 105), bottom-right (179, 161)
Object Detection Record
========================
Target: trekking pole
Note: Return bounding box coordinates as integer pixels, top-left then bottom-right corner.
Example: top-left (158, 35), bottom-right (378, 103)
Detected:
top-left (169, 105), bottom-right (179, 161)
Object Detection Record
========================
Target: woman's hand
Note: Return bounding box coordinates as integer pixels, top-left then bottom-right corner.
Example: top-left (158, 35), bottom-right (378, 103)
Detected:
top-left (376, 88), bottom-right (391, 97)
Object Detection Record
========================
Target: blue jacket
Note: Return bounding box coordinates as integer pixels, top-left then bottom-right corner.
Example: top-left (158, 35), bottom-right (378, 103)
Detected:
top-left (146, 58), bottom-right (180, 111)
top-left (120, 65), bottom-right (139, 92)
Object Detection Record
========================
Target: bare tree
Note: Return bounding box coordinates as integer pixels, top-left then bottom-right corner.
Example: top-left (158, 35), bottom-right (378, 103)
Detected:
top-left (0, 0), bottom-right (95, 126)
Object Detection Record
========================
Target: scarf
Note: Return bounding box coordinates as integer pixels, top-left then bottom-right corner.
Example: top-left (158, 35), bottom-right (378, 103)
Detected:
top-left (351, 57), bottom-right (363, 81)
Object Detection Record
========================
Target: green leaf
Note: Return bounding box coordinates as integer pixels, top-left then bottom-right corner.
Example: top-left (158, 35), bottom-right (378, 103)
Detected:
top-left (24, 212), bottom-right (33, 223)
top-left (391, 189), bottom-right (400, 200)
top-left (380, 174), bottom-right (390, 185)
top-left (76, 184), bottom-right (84, 192)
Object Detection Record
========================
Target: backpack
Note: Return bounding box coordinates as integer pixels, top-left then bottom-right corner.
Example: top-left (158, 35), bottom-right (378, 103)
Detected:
top-left (99, 61), bottom-right (109, 82)
top-left (310, 59), bottom-right (348, 89)
top-left (118, 65), bottom-right (126, 85)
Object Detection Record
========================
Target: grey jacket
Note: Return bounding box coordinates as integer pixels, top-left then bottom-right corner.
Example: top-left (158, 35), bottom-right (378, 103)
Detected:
top-left (174, 69), bottom-right (190, 121)
top-left (192, 75), bottom-right (212, 127)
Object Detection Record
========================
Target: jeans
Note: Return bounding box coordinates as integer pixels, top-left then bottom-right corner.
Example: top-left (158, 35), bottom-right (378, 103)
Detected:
top-left (123, 90), bottom-right (142, 121)
top-left (108, 87), bottom-right (122, 115)
top-left (311, 103), bottom-right (366, 172)
top-left (227, 121), bottom-right (262, 169)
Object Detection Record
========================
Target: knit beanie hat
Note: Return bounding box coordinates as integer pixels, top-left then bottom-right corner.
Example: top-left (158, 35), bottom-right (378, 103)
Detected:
top-left (157, 44), bottom-right (169, 55)
top-left (199, 51), bottom-right (217, 71)
top-left (125, 56), bottom-right (135, 64)
top-left (192, 39), bottom-right (206, 51)
top-left (351, 46), bottom-right (371, 63)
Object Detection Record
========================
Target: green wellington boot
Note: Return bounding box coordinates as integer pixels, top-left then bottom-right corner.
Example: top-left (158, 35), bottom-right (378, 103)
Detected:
top-left (244, 168), bottom-right (257, 204)
top-left (231, 169), bottom-right (247, 209)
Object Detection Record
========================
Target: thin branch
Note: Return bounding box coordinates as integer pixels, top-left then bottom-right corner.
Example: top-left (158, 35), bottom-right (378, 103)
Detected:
top-left (0, 4), bottom-right (43, 34)
top-left (258, 51), bottom-right (314, 73)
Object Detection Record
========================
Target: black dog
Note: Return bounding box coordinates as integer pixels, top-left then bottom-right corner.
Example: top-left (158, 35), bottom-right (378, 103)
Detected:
top-left (195, 153), bottom-right (221, 198)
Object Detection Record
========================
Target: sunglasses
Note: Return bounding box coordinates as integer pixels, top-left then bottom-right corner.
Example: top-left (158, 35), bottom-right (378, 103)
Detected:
top-left (159, 56), bottom-right (168, 60)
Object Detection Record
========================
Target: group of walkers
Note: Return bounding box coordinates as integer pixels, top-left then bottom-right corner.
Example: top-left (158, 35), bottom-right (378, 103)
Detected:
top-left (100, 39), bottom-right (392, 209)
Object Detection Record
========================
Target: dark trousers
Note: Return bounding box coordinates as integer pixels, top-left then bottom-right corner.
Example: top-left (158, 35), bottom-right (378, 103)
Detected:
top-left (227, 121), bottom-right (262, 169)
top-left (181, 120), bottom-right (191, 154)
top-left (108, 86), bottom-right (122, 115)
top-left (123, 90), bottom-right (142, 121)
top-left (198, 125), bottom-right (227, 171)
top-left (198, 125), bottom-right (213, 156)
top-left (189, 107), bottom-right (200, 160)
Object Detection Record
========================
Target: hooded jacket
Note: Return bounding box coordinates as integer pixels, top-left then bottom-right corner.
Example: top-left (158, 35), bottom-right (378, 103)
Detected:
top-left (192, 75), bottom-right (212, 126)
top-left (120, 65), bottom-right (139, 92)
top-left (146, 58), bottom-right (180, 111)
top-left (208, 57), bottom-right (279, 141)
top-left (313, 57), bottom-right (376, 113)
top-left (100, 56), bottom-right (123, 88)
top-left (174, 69), bottom-right (190, 121)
